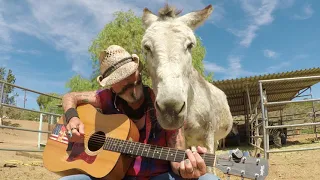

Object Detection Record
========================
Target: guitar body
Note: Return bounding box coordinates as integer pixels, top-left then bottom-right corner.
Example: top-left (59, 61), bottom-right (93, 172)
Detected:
top-left (43, 104), bottom-right (270, 180)
top-left (43, 104), bottom-right (140, 179)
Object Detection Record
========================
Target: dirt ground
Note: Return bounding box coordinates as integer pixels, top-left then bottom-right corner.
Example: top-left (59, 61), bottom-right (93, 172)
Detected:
top-left (1, 119), bottom-right (320, 180)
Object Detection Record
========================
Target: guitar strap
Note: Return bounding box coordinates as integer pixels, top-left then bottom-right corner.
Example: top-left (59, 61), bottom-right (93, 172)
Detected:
top-left (143, 86), bottom-right (159, 143)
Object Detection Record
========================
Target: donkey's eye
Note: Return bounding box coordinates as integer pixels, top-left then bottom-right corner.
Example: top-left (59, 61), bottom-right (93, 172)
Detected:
top-left (144, 44), bottom-right (151, 52)
top-left (187, 42), bottom-right (194, 50)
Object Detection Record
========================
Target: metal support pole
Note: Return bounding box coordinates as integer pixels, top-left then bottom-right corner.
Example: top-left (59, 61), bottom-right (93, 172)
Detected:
top-left (255, 107), bottom-right (259, 145)
top-left (310, 86), bottom-right (318, 139)
top-left (245, 85), bottom-right (252, 117)
top-left (38, 113), bottom-right (43, 149)
top-left (259, 81), bottom-right (269, 159)
top-left (259, 75), bottom-right (320, 83)
top-left (265, 98), bottom-right (320, 106)
top-left (0, 125), bottom-right (50, 133)
top-left (0, 83), bottom-right (4, 126)
top-left (50, 115), bottom-right (54, 125)
top-left (23, 90), bottom-right (27, 108)
top-left (0, 148), bottom-right (43, 152)
top-left (245, 86), bottom-right (252, 144)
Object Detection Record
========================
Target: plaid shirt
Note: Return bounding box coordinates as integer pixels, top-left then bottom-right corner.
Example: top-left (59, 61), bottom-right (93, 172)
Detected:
top-left (96, 86), bottom-right (177, 179)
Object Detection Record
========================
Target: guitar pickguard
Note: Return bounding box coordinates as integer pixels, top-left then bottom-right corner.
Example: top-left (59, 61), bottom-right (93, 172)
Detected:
top-left (49, 124), bottom-right (69, 145)
top-left (66, 142), bottom-right (97, 164)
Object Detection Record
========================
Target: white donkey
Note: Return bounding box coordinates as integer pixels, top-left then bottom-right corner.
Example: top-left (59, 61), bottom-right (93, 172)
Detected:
top-left (141, 4), bottom-right (233, 171)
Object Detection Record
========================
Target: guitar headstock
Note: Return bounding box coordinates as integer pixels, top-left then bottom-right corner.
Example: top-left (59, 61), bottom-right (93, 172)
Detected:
top-left (215, 149), bottom-right (269, 180)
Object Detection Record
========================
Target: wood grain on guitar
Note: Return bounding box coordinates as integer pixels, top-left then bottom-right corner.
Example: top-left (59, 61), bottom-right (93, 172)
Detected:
top-left (43, 104), bottom-right (269, 180)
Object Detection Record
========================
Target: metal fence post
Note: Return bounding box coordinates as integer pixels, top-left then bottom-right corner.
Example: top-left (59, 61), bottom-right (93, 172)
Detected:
top-left (38, 113), bottom-right (43, 149)
top-left (259, 81), bottom-right (268, 159)
top-left (0, 82), bottom-right (4, 125)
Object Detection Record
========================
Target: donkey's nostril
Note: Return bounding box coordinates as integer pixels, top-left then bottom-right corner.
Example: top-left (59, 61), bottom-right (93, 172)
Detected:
top-left (155, 100), bottom-right (185, 116)
top-left (178, 102), bottom-right (185, 114)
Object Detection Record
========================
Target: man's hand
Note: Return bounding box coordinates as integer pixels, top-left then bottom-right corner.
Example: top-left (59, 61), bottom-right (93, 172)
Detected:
top-left (66, 117), bottom-right (85, 142)
top-left (179, 146), bottom-right (207, 178)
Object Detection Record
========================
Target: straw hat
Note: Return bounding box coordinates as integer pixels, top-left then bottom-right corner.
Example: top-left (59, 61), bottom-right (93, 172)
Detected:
top-left (97, 45), bottom-right (140, 87)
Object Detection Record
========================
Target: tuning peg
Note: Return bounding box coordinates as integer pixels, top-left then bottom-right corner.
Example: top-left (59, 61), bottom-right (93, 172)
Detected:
top-left (226, 167), bottom-right (231, 174)
top-left (242, 157), bottom-right (246, 163)
top-left (255, 173), bottom-right (260, 180)
top-left (226, 167), bottom-right (231, 180)
top-left (241, 170), bottom-right (245, 180)
top-left (256, 158), bottom-right (260, 165)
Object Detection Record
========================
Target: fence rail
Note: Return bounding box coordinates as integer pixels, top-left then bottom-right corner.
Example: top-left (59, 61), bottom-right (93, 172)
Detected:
top-left (0, 81), bottom-right (62, 152)
top-left (258, 76), bottom-right (320, 159)
top-left (0, 125), bottom-right (51, 133)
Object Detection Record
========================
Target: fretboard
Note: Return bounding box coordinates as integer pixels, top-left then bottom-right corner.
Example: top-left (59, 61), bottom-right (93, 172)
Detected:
top-left (103, 137), bottom-right (215, 166)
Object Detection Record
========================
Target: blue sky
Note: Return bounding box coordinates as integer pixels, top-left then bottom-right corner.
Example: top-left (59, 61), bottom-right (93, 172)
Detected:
top-left (0, 0), bottom-right (319, 111)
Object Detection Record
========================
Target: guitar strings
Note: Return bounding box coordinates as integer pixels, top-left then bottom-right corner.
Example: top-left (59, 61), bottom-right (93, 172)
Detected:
top-left (65, 129), bottom-right (217, 162)
top-left (64, 134), bottom-right (258, 178)
top-left (66, 133), bottom-right (216, 160)
top-left (64, 135), bottom-right (217, 162)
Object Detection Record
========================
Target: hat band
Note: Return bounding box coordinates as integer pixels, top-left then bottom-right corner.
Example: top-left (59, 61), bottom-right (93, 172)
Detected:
top-left (101, 56), bottom-right (133, 79)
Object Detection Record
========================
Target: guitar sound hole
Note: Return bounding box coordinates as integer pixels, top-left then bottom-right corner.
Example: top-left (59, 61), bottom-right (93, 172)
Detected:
top-left (88, 131), bottom-right (106, 152)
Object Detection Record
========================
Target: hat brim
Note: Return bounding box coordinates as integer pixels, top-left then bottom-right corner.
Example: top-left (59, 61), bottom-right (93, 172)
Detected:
top-left (97, 61), bottom-right (139, 87)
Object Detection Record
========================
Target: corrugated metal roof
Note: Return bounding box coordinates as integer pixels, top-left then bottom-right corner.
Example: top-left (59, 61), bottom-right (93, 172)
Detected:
top-left (212, 67), bottom-right (320, 116)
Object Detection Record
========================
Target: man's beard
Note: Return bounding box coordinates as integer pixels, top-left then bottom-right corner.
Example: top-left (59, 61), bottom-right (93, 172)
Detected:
top-left (117, 77), bottom-right (143, 103)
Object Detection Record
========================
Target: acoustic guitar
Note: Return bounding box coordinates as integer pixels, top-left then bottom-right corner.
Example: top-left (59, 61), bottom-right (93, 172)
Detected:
top-left (43, 104), bottom-right (269, 180)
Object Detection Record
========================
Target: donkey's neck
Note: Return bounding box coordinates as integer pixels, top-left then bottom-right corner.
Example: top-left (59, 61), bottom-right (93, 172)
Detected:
top-left (186, 68), bottom-right (213, 120)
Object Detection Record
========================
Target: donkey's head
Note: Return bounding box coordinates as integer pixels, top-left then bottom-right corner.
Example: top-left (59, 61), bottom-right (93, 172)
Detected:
top-left (142, 5), bottom-right (213, 130)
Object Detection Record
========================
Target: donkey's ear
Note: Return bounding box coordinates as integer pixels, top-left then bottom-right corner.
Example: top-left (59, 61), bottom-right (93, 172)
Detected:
top-left (142, 8), bottom-right (158, 29)
top-left (177, 5), bottom-right (213, 30)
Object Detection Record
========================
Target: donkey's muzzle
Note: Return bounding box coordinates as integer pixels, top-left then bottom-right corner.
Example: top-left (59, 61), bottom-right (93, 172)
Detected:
top-left (155, 100), bottom-right (186, 118)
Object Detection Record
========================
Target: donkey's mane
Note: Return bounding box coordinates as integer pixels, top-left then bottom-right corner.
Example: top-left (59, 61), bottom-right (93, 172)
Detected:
top-left (158, 4), bottom-right (182, 20)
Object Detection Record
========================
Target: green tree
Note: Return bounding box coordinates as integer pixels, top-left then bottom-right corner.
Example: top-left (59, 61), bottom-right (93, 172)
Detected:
top-left (65, 75), bottom-right (99, 92)
top-left (0, 68), bottom-right (21, 120)
top-left (66, 9), bottom-right (213, 92)
top-left (36, 93), bottom-right (63, 115)
top-left (0, 68), bottom-right (17, 105)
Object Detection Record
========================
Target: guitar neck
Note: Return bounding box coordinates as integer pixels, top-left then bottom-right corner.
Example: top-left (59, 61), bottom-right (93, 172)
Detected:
top-left (103, 137), bottom-right (215, 167)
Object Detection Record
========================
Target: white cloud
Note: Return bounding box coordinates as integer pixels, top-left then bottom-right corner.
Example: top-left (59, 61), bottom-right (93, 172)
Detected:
top-left (277, 0), bottom-right (295, 9)
top-left (205, 55), bottom-right (258, 79)
top-left (0, 0), bottom-right (209, 78)
top-left (0, 14), bottom-right (11, 43)
top-left (0, 44), bottom-right (41, 55)
top-left (293, 3), bottom-right (314, 20)
top-left (226, 0), bottom-right (295, 48)
top-left (204, 61), bottom-right (226, 73)
top-left (263, 49), bottom-right (278, 58)
top-left (234, 0), bottom-right (278, 47)
top-left (266, 61), bottom-right (290, 73)
top-left (292, 54), bottom-right (309, 60)
top-left (210, 3), bottom-right (225, 24)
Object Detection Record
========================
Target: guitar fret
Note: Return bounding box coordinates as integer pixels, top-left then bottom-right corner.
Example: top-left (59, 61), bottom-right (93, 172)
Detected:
top-left (152, 146), bottom-right (156, 158)
top-left (109, 138), bottom-right (114, 151)
top-left (146, 145), bottom-right (151, 157)
top-left (102, 137), bottom-right (215, 167)
top-left (118, 139), bottom-right (124, 153)
top-left (173, 149), bottom-right (178, 161)
top-left (128, 141), bottom-right (133, 154)
top-left (166, 148), bottom-right (170, 160)
top-left (103, 138), bottom-right (108, 150)
top-left (159, 147), bottom-right (163, 159)
top-left (123, 141), bottom-right (128, 153)
top-left (182, 152), bottom-right (186, 161)
top-left (135, 142), bottom-right (140, 156)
